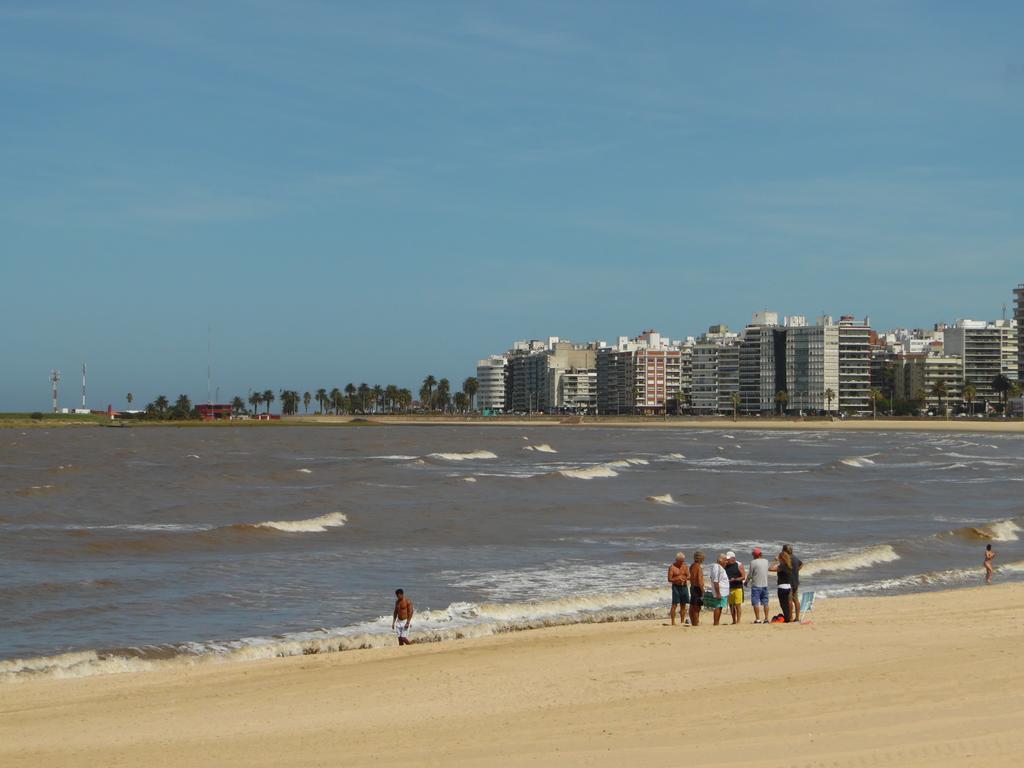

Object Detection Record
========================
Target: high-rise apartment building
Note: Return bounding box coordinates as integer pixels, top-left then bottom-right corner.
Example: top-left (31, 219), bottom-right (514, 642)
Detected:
top-left (944, 319), bottom-right (1019, 408)
top-left (506, 338), bottom-right (599, 413)
top-left (475, 355), bottom-right (508, 412)
top-left (785, 321), bottom-right (840, 413)
top-left (838, 316), bottom-right (872, 413)
top-left (596, 330), bottom-right (683, 415)
top-left (1016, 284), bottom-right (1024, 382)
top-left (738, 312), bottom-right (784, 415)
top-left (691, 325), bottom-right (740, 415)
top-left (894, 354), bottom-right (963, 412)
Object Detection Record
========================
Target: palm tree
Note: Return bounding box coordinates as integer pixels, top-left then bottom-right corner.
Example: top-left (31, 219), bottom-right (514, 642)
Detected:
top-left (453, 391), bottom-right (468, 413)
top-left (328, 388), bottom-right (341, 415)
top-left (262, 389), bottom-right (275, 414)
top-left (126, 392), bottom-right (133, 409)
top-left (397, 388), bottom-right (412, 413)
top-left (913, 389), bottom-right (927, 415)
top-left (154, 395), bottom-right (169, 418)
top-left (992, 374), bottom-right (1011, 410)
top-left (173, 394), bottom-right (193, 419)
top-left (231, 396), bottom-right (245, 416)
top-left (371, 384), bottom-right (384, 414)
top-left (344, 382), bottom-right (357, 408)
top-left (436, 378), bottom-right (451, 413)
top-left (462, 377), bottom-right (479, 412)
top-left (249, 392), bottom-right (262, 415)
top-left (869, 388), bottom-right (882, 419)
top-left (362, 382), bottom-right (374, 415)
top-left (730, 391), bottom-right (741, 422)
top-left (824, 388), bottom-right (836, 413)
top-left (931, 379), bottom-right (948, 418)
top-left (422, 375), bottom-right (437, 410)
top-left (774, 390), bottom-right (789, 416)
top-left (384, 384), bottom-right (399, 414)
top-left (962, 382), bottom-right (977, 416)
top-left (303, 391), bottom-right (312, 414)
top-left (315, 388), bottom-right (328, 415)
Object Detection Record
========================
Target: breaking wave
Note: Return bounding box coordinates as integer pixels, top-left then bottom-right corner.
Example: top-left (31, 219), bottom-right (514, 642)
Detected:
top-left (839, 456), bottom-right (875, 468)
top-left (944, 519), bottom-right (1022, 542)
top-left (646, 494), bottom-right (677, 505)
top-left (557, 458), bottom-right (648, 480)
top-left (523, 444), bottom-right (558, 453)
top-left (0, 588), bottom-right (664, 683)
top-left (426, 450), bottom-right (498, 462)
top-left (252, 512), bottom-right (348, 533)
top-left (802, 544), bottom-right (900, 577)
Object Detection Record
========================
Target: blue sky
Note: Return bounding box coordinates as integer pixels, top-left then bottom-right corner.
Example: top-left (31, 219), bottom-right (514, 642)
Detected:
top-left (2, 1), bottom-right (1022, 410)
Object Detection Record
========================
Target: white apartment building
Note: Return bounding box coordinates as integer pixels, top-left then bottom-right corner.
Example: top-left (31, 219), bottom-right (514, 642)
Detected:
top-left (691, 325), bottom-right (740, 415)
top-left (738, 312), bottom-right (782, 415)
top-left (785, 320), bottom-right (840, 413)
top-left (944, 319), bottom-right (1019, 407)
top-left (838, 315), bottom-right (872, 413)
top-left (1016, 284), bottom-right (1024, 382)
top-left (475, 355), bottom-right (507, 412)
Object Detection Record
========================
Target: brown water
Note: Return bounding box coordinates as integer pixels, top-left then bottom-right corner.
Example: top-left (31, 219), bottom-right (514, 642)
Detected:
top-left (1, 425), bottom-right (1021, 680)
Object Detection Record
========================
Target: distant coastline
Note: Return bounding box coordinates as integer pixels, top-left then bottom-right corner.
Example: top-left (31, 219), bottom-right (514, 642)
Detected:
top-left (4, 412), bottom-right (1024, 433)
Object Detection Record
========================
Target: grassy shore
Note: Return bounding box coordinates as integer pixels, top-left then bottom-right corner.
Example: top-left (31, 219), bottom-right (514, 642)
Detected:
top-left (2, 584), bottom-right (1021, 767)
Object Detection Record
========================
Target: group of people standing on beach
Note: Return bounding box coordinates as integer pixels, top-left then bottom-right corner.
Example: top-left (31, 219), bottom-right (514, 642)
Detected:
top-left (668, 545), bottom-right (804, 626)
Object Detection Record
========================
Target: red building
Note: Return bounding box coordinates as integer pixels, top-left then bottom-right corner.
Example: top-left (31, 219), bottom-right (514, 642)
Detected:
top-left (196, 403), bottom-right (233, 421)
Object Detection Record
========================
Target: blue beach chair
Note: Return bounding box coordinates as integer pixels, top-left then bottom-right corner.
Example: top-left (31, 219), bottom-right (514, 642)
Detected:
top-left (799, 591), bottom-right (815, 624)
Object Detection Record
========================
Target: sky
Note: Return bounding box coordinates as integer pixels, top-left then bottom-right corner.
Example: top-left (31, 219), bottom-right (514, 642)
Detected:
top-left (2, 1), bottom-right (1023, 411)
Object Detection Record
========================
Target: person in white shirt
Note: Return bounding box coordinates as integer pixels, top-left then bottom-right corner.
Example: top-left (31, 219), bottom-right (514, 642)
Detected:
top-left (745, 548), bottom-right (771, 624)
top-left (706, 553), bottom-right (730, 626)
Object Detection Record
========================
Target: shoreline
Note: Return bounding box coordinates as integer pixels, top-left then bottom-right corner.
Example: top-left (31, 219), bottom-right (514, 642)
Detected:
top-left (2, 583), bottom-right (1022, 766)
top-left (6, 413), bottom-right (1024, 433)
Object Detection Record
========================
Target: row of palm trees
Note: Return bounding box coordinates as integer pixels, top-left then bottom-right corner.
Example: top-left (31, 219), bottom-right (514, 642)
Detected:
top-left (221, 376), bottom-right (482, 417)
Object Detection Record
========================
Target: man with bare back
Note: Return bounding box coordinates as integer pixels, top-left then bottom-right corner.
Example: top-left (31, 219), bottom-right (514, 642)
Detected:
top-left (984, 544), bottom-right (996, 584)
top-left (392, 588), bottom-right (414, 646)
top-left (688, 551), bottom-right (706, 627)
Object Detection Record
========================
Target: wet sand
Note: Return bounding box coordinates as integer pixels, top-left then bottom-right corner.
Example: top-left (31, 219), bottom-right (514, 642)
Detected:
top-left (2, 584), bottom-right (1022, 767)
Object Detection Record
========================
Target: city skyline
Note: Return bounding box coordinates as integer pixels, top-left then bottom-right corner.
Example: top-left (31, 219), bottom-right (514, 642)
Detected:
top-left (4, 4), bottom-right (1024, 410)
top-left (27, 283), bottom-right (1020, 415)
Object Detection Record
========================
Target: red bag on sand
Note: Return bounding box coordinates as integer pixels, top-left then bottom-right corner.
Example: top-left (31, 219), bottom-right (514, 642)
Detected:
top-left (770, 615), bottom-right (786, 624)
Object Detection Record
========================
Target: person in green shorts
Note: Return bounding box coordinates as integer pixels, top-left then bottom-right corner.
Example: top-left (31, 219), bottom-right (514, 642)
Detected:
top-left (706, 553), bottom-right (730, 625)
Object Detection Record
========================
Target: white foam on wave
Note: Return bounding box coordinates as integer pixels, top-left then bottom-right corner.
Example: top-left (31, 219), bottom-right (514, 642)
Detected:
top-left (254, 512), bottom-right (348, 533)
top-left (426, 450), bottom-right (498, 461)
top-left (840, 456), bottom-right (875, 468)
top-left (523, 444), bottom-right (558, 453)
top-left (802, 544), bottom-right (900, 577)
top-left (296, 468), bottom-right (313, 474)
top-left (557, 458), bottom-right (648, 479)
top-left (559, 465), bottom-right (619, 479)
top-left (0, 587), bottom-right (666, 683)
top-left (982, 520), bottom-right (1022, 542)
top-left (646, 494), bottom-right (677, 505)
top-left (463, 477), bottom-right (477, 483)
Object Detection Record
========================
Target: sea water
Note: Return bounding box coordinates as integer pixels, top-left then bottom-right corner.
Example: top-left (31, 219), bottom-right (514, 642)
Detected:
top-left (1, 425), bottom-right (1021, 681)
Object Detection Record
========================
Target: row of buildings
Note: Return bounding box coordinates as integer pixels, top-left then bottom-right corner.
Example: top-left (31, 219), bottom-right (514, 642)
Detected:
top-left (475, 284), bottom-right (1024, 416)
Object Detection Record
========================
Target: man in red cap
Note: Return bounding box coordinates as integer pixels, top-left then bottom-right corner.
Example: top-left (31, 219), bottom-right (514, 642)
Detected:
top-left (745, 547), bottom-right (770, 624)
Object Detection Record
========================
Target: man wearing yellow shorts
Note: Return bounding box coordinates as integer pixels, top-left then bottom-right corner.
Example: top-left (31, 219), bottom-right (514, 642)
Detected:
top-left (724, 551), bottom-right (746, 625)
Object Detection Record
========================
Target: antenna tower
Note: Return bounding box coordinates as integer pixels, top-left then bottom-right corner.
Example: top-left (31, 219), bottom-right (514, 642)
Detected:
top-left (50, 369), bottom-right (62, 413)
top-left (82, 364), bottom-right (87, 410)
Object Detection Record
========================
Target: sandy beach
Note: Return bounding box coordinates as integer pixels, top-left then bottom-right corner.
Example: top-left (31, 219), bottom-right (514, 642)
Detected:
top-left (3, 584), bottom-right (1022, 767)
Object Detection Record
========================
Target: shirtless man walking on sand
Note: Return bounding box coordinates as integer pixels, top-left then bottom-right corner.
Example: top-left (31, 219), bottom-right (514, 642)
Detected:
top-left (668, 552), bottom-right (690, 626)
top-left (392, 588), bottom-right (414, 646)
